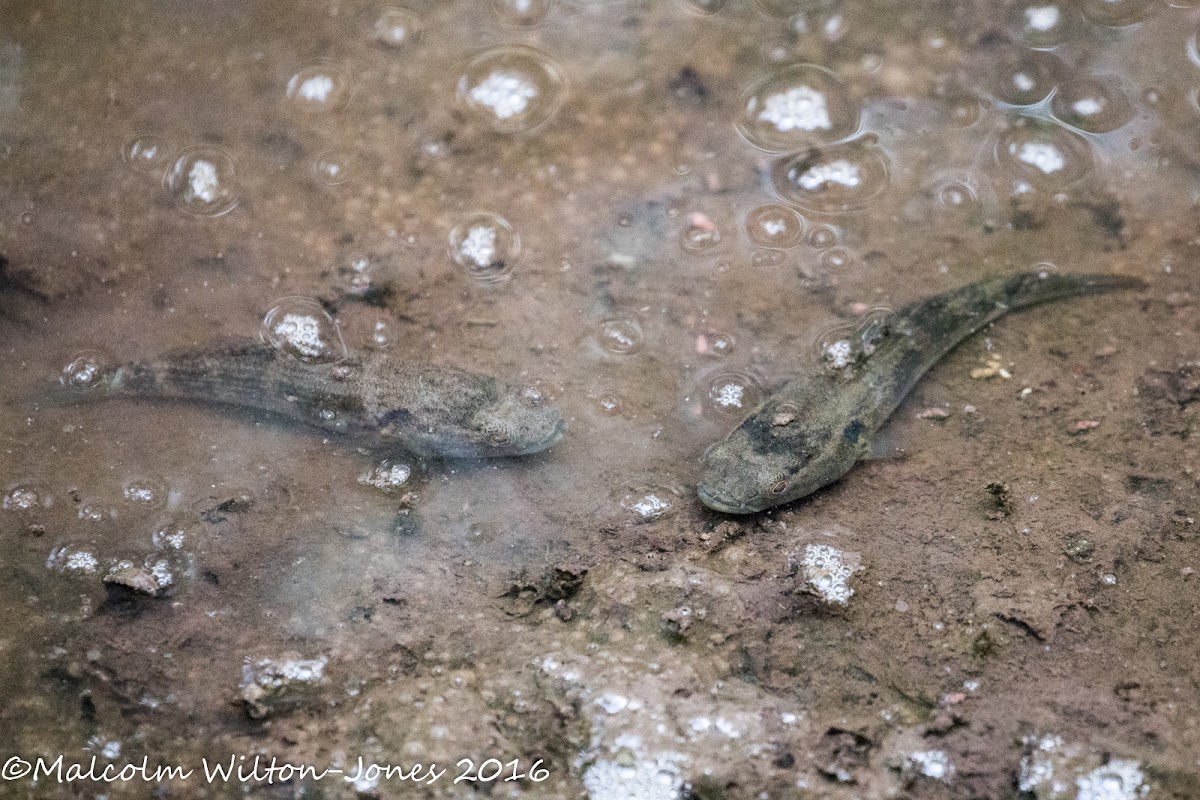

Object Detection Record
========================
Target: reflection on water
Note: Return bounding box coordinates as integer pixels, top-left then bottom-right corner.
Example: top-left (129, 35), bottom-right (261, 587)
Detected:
top-left (1, 0), bottom-right (1199, 796)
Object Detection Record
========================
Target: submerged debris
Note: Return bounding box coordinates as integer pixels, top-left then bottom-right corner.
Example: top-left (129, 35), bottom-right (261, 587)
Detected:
top-left (498, 563), bottom-right (588, 617)
top-left (103, 558), bottom-right (174, 598)
top-left (818, 726), bottom-right (874, 783)
top-left (358, 460), bottom-right (413, 493)
top-left (986, 480), bottom-right (1013, 519)
top-left (239, 655), bottom-right (328, 719)
top-left (1065, 538), bottom-right (1095, 562)
top-left (659, 606), bottom-right (695, 639)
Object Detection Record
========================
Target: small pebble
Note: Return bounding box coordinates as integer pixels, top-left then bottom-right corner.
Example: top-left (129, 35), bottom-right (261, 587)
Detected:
top-left (970, 358), bottom-right (1012, 380)
top-left (772, 409), bottom-right (797, 426)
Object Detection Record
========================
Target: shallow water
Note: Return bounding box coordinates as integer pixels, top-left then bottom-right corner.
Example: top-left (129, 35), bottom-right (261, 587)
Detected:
top-left (2, 0), bottom-right (1200, 797)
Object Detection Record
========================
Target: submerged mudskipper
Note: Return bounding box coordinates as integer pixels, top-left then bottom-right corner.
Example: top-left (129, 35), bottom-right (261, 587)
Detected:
top-left (698, 272), bottom-right (1146, 514)
top-left (73, 339), bottom-right (565, 458)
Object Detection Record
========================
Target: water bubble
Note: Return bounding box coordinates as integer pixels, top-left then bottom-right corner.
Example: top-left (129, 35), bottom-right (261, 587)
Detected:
top-left (372, 6), bottom-right (423, 48)
top-left (773, 141), bottom-right (890, 213)
top-left (807, 224), bottom-right (838, 249)
top-left (596, 393), bottom-right (622, 415)
top-left (1033, 261), bottom-right (1059, 278)
top-left (448, 212), bottom-right (520, 282)
top-left (697, 331), bottom-right (736, 357)
top-left (261, 297), bottom-right (348, 363)
top-left (620, 486), bottom-right (677, 522)
top-left (751, 249), bottom-right (787, 268)
top-left (492, 0), bottom-right (556, 25)
top-left (943, 91), bottom-right (985, 126)
top-left (736, 64), bottom-right (859, 151)
top-left (1077, 0), bottom-right (1158, 25)
top-left (341, 254), bottom-right (375, 296)
top-left (371, 319), bottom-right (391, 348)
top-left (680, 212), bottom-right (722, 252)
top-left (48, 547), bottom-right (100, 574)
top-left (819, 246), bottom-right (854, 271)
top-left (1051, 77), bottom-right (1133, 133)
top-left (61, 351), bottom-right (108, 390)
top-left (816, 330), bottom-right (855, 369)
top-left (1010, 1), bottom-right (1077, 47)
top-left (313, 150), bottom-right (354, 185)
top-left (358, 460), bottom-right (414, 493)
top-left (935, 180), bottom-right (979, 213)
top-left (814, 308), bottom-right (896, 369)
top-left (78, 502), bottom-right (113, 523)
top-left (164, 146), bottom-right (240, 216)
top-left (598, 318), bottom-right (643, 355)
top-left (679, 0), bottom-right (726, 12)
top-left (996, 121), bottom-right (1094, 187)
top-left (122, 477), bottom-right (166, 509)
top-left (521, 380), bottom-right (560, 405)
top-left (980, 47), bottom-right (1063, 106)
top-left (706, 370), bottom-right (763, 415)
top-left (19, 210), bottom-right (33, 225)
top-left (456, 46), bottom-right (565, 133)
top-left (3, 484), bottom-right (44, 512)
top-left (152, 524), bottom-right (187, 550)
top-left (122, 136), bottom-right (172, 173)
top-left (286, 64), bottom-right (351, 111)
top-left (746, 204), bottom-right (805, 248)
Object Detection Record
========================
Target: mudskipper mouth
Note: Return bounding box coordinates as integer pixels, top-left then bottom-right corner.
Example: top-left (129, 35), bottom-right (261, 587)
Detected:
top-left (697, 484), bottom-right (752, 515)
top-left (499, 414), bottom-right (567, 457)
top-left (524, 415), bottom-right (567, 454)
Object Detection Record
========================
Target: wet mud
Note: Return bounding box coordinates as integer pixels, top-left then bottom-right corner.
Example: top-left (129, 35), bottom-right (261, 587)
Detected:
top-left (1, 0), bottom-right (1199, 798)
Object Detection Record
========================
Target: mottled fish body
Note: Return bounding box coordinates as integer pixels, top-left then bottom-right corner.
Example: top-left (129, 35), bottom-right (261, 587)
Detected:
top-left (93, 339), bottom-right (565, 458)
top-left (698, 272), bottom-right (1147, 514)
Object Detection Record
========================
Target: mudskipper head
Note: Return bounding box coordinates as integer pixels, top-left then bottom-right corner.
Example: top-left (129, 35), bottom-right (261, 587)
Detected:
top-left (697, 402), bottom-right (860, 514)
top-left (466, 384), bottom-right (566, 457)
top-left (698, 433), bottom-right (807, 515)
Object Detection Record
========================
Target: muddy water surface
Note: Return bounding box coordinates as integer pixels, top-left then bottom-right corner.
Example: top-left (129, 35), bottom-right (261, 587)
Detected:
top-left (2, 0), bottom-right (1200, 798)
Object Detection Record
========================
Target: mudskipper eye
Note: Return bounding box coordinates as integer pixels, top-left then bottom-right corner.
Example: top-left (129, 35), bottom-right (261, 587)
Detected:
top-left (770, 478), bottom-right (790, 496)
top-left (488, 432), bottom-right (511, 446)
